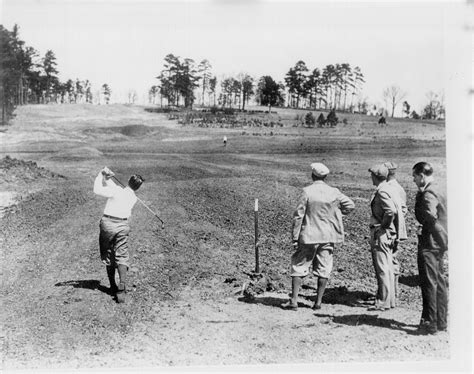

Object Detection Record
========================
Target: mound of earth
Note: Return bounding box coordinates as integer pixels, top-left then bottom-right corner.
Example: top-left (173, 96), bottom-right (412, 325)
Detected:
top-left (0, 156), bottom-right (66, 216)
top-left (84, 124), bottom-right (155, 137)
top-left (0, 156), bottom-right (65, 183)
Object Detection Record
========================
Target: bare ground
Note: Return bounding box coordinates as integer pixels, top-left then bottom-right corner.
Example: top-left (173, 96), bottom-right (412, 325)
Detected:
top-left (0, 104), bottom-right (454, 370)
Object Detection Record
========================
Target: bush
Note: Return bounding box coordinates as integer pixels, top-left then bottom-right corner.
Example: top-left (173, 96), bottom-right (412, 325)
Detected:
top-left (326, 109), bottom-right (338, 127)
top-left (317, 113), bottom-right (326, 127)
top-left (342, 118), bottom-right (348, 125)
top-left (305, 112), bottom-right (316, 127)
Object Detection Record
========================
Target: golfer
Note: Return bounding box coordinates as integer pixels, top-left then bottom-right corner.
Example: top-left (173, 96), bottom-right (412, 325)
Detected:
top-left (93, 167), bottom-right (144, 303)
top-left (284, 162), bottom-right (355, 310)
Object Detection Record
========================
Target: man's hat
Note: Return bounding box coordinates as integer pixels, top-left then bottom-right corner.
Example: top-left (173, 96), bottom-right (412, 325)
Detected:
top-left (311, 162), bottom-right (330, 177)
top-left (368, 164), bottom-right (389, 178)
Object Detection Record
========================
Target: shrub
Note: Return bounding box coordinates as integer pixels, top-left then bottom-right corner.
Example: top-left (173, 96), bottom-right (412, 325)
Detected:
top-left (342, 118), bottom-right (348, 125)
top-left (326, 109), bottom-right (338, 127)
top-left (317, 113), bottom-right (326, 127)
top-left (411, 110), bottom-right (421, 120)
top-left (305, 112), bottom-right (316, 127)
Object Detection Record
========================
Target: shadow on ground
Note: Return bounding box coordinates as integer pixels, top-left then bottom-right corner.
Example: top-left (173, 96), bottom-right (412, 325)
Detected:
top-left (399, 274), bottom-right (419, 287)
top-left (317, 286), bottom-right (374, 307)
top-left (237, 294), bottom-right (304, 308)
top-left (55, 279), bottom-right (111, 295)
top-left (314, 313), bottom-right (420, 334)
top-left (237, 286), bottom-right (375, 310)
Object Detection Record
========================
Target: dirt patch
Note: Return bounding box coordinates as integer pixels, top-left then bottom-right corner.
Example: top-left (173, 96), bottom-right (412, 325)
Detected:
top-left (0, 155), bottom-right (65, 216)
top-left (84, 124), bottom-right (156, 137)
top-left (0, 155), bottom-right (64, 182)
top-left (0, 105), bottom-right (454, 370)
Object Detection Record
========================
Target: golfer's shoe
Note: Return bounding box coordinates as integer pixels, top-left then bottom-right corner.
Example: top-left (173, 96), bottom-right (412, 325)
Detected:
top-left (116, 283), bottom-right (127, 303)
top-left (312, 303), bottom-right (322, 310)
top-left (367, 305), bottom-right (390, 312)
top-left (109, 284), bottom-right (118, 295)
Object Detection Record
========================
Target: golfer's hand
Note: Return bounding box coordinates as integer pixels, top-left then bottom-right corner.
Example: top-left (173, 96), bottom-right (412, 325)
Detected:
top-left (292, 241), bottom-right (299, 250)
top-left (101, 167), bottom-right (115, 179)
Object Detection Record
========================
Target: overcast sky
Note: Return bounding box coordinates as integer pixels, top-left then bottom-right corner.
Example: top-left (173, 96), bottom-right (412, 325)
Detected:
top-left (1, 0), bottom-right (470, 112)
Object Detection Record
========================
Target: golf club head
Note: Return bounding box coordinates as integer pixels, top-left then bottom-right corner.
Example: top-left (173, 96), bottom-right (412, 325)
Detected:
top-left (161, 222), bottom-right (165, 230)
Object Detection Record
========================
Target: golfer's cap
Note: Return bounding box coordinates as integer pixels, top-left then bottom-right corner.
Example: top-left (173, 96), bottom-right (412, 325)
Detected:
top-left (384, 161), bottom-right (398, 170)
top-left (311, 162), bottom-right (330, 177)
top-left (369, 164), bottom-right (389, 178)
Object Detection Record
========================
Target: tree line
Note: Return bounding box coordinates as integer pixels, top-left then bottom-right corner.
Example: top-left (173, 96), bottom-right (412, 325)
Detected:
top-left (152, 54), bottom-right (444, 121)
top-left (0, 24), bottom-right (112, 125)
top-left (1, 24), bottom-right (444, 125)
top-left (152, 54), bottom-right (366, 113)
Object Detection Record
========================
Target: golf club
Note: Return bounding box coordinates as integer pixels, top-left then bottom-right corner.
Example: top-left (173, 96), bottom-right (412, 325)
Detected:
top-left (109, 174), bottom-right (165, 229)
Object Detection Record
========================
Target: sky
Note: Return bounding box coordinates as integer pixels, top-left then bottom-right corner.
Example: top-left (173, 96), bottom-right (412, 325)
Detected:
top-left (0, 0), bottom-right (471, 113)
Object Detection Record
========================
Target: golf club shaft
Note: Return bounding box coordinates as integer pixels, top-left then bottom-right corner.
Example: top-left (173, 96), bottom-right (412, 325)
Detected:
top-left (110, 175), bottom-right (165, 226)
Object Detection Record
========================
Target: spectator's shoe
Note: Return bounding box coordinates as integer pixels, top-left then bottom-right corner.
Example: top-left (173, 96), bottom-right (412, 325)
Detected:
top-left (437, 324), bottom-right (448, 332)
top-left (417, 321), bottom-right (437, 335)
top-left (312, 303), bottom-right (322, 310)
top-left (116, 283), bottom-right (127, 304)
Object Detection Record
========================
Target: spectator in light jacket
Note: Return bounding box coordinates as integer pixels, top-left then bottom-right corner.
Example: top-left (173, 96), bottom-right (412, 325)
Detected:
top-left (282, 163), bottom-right (355, 311)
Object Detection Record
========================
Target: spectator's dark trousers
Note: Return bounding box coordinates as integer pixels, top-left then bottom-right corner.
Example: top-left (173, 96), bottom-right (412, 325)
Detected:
top-left (417, 247), bottom-right (448, 329)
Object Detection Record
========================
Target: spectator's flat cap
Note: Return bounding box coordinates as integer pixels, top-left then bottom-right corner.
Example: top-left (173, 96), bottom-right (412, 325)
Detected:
top-left (311, 162), bottom-right (330, 177)
top-left (383, 161), bottom-right (398, 170)
top-left (368, 164), bottom-right (389, 178)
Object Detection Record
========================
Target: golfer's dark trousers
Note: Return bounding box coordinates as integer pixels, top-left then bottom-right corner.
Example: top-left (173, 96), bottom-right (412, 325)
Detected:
top-left (417, 247), bottom-right (448, 329)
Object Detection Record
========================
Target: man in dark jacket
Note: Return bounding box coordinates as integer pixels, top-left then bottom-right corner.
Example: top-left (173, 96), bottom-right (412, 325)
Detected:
top-left (412, 162), bottom-right (448, 334)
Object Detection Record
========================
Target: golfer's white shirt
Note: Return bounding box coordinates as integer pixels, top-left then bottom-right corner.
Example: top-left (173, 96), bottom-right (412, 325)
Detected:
top-left (93, 173), bottom-right (137, 218)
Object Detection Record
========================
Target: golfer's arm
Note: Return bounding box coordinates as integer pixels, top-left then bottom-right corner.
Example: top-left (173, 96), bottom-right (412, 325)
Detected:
top-left (93, 173), bottom-right (115, 198)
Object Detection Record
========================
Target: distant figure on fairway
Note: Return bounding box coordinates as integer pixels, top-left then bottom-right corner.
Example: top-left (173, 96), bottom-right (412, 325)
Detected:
top-left (383, 161), bottom-right (408, 300)
top-left (283, 163), bottom-right (355, 311)
top-left (412, 162), bottom-right (448, 335)
top-left (367, 164), bottom-right (407, 311)
top-left (223, 136), bottom-right (227, 147)
top-left (94, 167), bottom-right (144, 303)
top-left (378, 116), bottom-right (386, 125)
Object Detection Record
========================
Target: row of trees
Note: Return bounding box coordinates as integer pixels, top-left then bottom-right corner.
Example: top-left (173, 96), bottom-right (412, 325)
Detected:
top-left (153, 55), bottom-right (365, 113)
top-left (1, 25), bottom-right (112, 124)
top-left (152, 55), bottom-right (444, 121)
top-left (153, 54), bottom-right (216, 109)
top-left (284, 61), bottom-right (365, 111)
